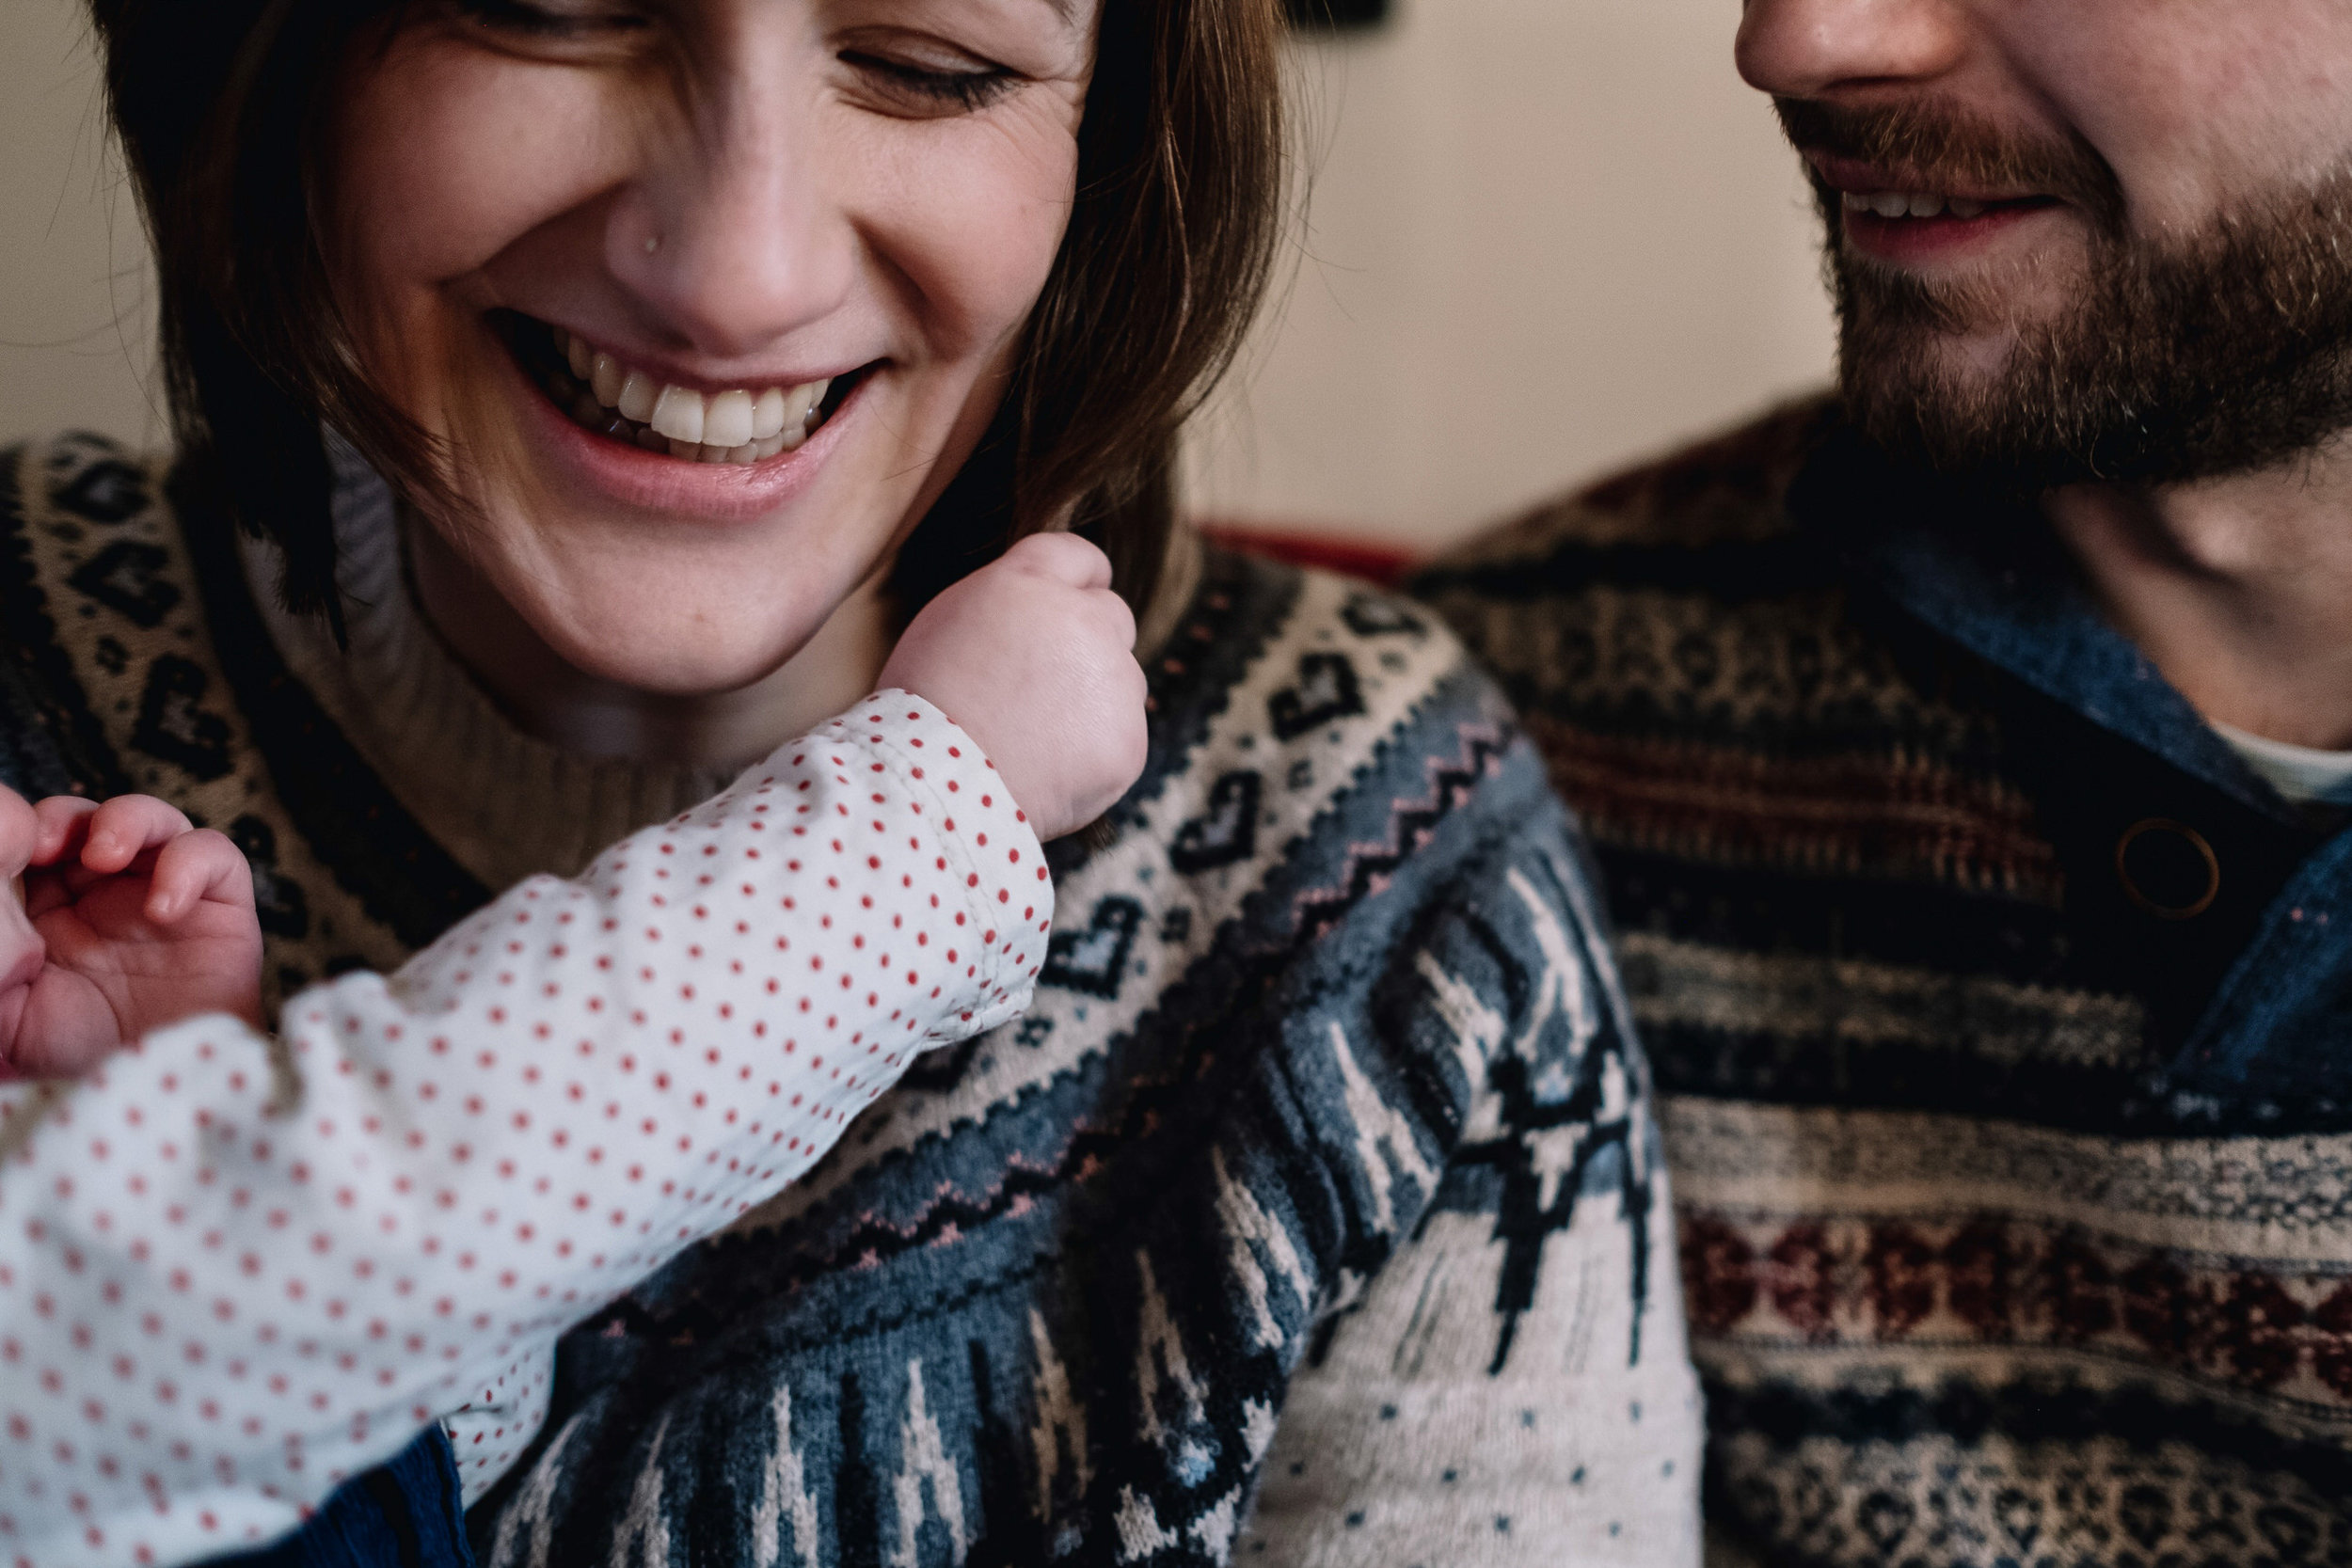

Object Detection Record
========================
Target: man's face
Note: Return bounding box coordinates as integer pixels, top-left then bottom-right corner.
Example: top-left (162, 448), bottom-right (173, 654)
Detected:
top-left (1737, 0), bottom-right (2352, 487)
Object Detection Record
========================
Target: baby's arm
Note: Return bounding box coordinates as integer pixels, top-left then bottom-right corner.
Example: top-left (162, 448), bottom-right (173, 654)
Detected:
top-left (0, 698), bottom-right (1043, 1566)
top-left (0, 527), bottom-right (1147, 1568)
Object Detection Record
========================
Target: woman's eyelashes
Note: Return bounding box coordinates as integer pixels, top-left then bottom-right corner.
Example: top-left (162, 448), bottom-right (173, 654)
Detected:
top-left (839, 51), bottom-right (1016, 114)
top-left (450, 0), bottom-right (647, 39)
top-left (449, 4), bottom-right (1014, 112)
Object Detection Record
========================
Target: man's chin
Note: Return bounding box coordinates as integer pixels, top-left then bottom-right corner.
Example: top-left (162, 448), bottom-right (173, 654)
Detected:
top-left (1837, 286), bottom-right (2144, 488)
top-left (1825, 160), bottom-right (2352, 491)
top-left (1837, 356), bottom-right (2078, 491)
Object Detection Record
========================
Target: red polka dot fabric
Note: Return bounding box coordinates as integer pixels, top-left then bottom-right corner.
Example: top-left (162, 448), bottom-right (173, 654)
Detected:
top-left (0, 694), bottom-right (1048, 1566)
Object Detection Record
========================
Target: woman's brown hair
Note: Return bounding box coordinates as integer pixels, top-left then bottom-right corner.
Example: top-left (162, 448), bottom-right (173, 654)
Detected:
top-left (87, 0), bottom-right (1284, 628)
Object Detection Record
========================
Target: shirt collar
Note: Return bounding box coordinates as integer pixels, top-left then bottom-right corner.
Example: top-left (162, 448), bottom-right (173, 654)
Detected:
top-left (1789, 420), bottom-right (2299, 826)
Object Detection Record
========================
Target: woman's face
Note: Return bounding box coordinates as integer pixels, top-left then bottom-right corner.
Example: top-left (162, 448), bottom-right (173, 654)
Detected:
top-left (327, 0), bottom-right (1097, 695)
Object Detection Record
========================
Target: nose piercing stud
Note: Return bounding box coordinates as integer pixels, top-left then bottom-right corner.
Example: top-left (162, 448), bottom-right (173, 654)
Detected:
top-left (644, 234), bottom-right (661, 255)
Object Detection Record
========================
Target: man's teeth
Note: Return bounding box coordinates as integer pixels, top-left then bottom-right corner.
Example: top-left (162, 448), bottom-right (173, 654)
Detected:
top-left (548, 326), bottom-right (830, 464)
top-left (1841, 191), bottom-right (1990, 221)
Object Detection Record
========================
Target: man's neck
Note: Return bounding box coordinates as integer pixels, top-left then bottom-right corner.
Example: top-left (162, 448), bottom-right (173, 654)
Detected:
top-left (2045, 438), bottom-right (2352, 751)
top-left (405, 516), bottom-right (892, 772)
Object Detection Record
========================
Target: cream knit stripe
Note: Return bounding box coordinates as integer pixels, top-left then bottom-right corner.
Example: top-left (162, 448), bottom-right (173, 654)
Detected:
top-left (0, 694), bottom-right (1048, 1568)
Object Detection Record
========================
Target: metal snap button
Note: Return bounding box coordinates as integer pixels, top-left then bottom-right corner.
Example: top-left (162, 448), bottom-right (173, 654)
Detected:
top-left (2114, 817), bottom-right (2220, 920)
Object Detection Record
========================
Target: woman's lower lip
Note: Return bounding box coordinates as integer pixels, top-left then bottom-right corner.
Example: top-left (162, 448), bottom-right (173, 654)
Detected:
top-left (502, 341), bottom-right (868, 522)
top-left (1841, 202), bottom-right (2052, 265)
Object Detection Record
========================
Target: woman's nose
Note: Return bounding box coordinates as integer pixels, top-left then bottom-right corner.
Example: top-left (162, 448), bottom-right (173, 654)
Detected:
top-left (608, 93), bottom-right (853, 361)
top-left (1736, 0), bottom-right (1970, 100)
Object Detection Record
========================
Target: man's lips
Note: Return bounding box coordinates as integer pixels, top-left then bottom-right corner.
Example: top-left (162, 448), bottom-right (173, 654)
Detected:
top-left (1804, 151), bottom-right (2052, 212)
top-left (1841, 200), bottom-right (2051, 265)
top-left (1801, 150), bottom-right (2066, 266)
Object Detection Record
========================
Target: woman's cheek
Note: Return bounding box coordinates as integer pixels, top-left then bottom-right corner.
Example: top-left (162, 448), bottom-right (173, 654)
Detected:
top-left (325, 45), bottom-right (623, 451)
top-left (841, 98), bottom-right (1083, 360)
top-left (329, 41), bottom-right (622, 316)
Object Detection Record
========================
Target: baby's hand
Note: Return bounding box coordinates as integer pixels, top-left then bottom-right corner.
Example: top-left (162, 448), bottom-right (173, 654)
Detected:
top-left (0, 787), bottom-right (262, 1079)
top-left (880, 532), bottom-right (1149, 841)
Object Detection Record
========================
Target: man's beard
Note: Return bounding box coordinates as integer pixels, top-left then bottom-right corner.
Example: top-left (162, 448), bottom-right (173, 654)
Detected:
top-left (1779, 98), bottom-right (2352, 490)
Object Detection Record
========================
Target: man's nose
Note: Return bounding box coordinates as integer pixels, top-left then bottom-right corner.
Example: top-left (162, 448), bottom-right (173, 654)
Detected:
top-left (1736, 0), bottom-right (1970, 100)
top-left (608, 87), bottom-right (854, 362)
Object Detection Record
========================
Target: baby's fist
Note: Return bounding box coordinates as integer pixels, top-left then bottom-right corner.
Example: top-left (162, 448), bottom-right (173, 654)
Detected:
top-left (880, 533), bottom-right (1148, 841)
top-left (0, 788), bottom-right (262, 1078)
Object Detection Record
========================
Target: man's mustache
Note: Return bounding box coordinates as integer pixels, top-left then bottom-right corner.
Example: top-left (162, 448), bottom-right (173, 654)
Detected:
top-left (1773, 97), bottom-right (2123, 232)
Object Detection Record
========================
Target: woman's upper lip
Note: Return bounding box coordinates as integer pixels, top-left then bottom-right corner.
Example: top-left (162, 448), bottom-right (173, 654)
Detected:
top-left (1804, 152), bottom-right (2045, 206)
top-left (532, 317), bottom-right (866, 395)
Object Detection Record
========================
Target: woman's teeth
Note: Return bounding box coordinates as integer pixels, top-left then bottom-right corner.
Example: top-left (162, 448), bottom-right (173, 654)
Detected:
top-left (546, 325), bottom-right (831, 465)
top-left (1841, 190), bottom-right (1991, 221)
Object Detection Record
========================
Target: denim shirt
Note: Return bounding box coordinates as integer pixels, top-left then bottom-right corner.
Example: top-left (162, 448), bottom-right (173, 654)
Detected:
top-left (1804, 428), bottom-right (2352, 1127)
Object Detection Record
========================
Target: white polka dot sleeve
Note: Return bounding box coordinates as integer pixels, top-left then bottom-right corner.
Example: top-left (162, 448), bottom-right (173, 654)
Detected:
top-left (0, 693), bottom-right (1050, 1567)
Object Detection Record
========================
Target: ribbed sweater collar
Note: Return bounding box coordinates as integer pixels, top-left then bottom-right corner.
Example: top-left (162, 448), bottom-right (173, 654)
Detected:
top-left (240, 436), bottom-right (734, 893)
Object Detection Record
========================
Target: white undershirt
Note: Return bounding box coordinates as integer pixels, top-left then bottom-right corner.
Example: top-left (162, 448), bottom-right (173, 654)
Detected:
top-left (2213, 721), bottom-right (2352, 807)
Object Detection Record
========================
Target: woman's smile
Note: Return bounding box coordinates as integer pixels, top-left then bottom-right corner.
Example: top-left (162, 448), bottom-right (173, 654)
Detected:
top-left (490, 307), bottom-right (888, 521)
top-left (498, 320), bottom-right (880, 524)
top-left (516, 310), bottom-right (847, 466)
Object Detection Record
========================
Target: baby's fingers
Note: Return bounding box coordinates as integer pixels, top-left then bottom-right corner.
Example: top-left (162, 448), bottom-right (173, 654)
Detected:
top-left (0, 786), bottom-right (36, 880)
top-left (43, 794), bottom-right (193, 876)
top-left (145, 829), bottom-right (254, 926)
top-left (27, 795), bottom-right (99, 870)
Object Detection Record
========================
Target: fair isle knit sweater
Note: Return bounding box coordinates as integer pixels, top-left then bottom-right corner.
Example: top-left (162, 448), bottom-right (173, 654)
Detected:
top-left (0, 433), bottom-right (1702, 1566)
top-left (1419, 399), bottom-right (2352, 1568)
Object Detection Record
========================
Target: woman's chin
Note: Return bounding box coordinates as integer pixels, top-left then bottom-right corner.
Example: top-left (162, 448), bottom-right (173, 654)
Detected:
top-left (508, 607), bottom-right (888, 767)
top-left (536, 615), bottom-right (827, 701)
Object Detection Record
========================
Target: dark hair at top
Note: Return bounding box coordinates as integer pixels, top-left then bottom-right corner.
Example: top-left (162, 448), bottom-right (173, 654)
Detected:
top-left (87, 0), bottom-right (1285, 628)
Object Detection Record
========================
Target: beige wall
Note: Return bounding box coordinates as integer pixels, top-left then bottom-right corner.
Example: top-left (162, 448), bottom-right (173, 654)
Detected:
top-left (0, 0), bottom-right (1834, 552)
top-left (0, 0), bottom-right (160, 451)
top-left (1184, 0), bottom-right (1836, 547)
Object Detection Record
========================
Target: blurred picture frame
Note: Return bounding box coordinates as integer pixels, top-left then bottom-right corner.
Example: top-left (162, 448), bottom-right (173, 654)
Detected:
top-left (1284, 0), bottom-right (1392, 30)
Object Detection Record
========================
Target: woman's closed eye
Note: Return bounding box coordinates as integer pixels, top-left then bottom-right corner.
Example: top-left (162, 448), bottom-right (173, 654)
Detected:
top-left (449, 5), bottom-right (1025, 115)
top-left (450, 0), bottom-right (649, 43)
top-left (836, 40), bottom-right (1018, 117)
